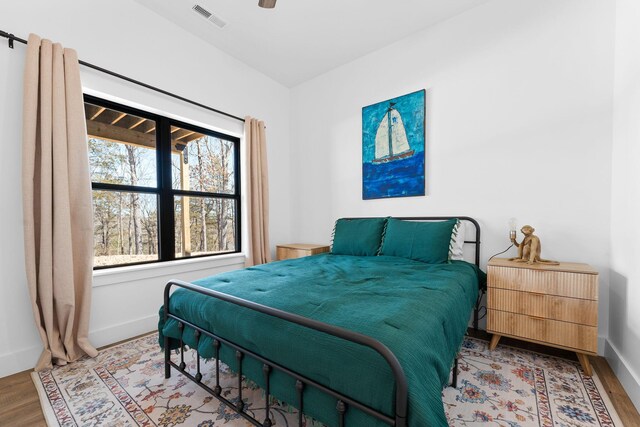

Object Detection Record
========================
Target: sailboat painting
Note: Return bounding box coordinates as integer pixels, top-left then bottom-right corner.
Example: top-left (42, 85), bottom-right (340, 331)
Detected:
top-left (362, 90), bottom-right (425, 199)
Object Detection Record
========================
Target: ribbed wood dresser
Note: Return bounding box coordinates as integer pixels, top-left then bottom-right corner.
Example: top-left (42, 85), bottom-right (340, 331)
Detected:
top-left (487, 257), bottom-right (599, 376)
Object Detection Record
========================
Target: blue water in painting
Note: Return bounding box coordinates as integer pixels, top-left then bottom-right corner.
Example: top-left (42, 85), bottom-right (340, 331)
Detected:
top-left (362, 90), bottom-right (425, 199)
top-left (363, 154), bottom-right (425, 199)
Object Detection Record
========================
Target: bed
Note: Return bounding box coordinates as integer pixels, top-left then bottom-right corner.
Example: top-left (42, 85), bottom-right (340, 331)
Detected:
top-left (159, 217), bottom-right (485, 427)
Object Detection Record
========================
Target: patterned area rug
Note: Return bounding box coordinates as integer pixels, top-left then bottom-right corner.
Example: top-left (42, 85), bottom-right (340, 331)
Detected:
top-left (442, 338), bottom-right (622, 426)
top-left (32, 334), bottom-right (622, 426)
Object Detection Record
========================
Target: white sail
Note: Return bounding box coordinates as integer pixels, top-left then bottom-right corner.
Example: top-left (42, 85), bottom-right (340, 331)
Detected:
top-left (374, 113), bottom-right (390, 159)
top-left (389, 109), bottom-right (411, 155)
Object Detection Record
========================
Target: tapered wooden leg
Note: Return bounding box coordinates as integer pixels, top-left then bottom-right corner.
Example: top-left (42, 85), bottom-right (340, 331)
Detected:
top-left (577, 353), bottom-right (593, 376)
top-left (489, 334), bottom-right (501, 351)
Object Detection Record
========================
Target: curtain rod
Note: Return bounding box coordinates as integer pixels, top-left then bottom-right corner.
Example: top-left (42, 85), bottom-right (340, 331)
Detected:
top-left (0, 29), bottom-right (246, 124)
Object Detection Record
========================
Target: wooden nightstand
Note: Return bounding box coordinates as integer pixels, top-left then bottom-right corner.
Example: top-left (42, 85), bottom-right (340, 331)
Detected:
top-left (487, 258), bottom-right (598, 376)
top-left (276, 243), bottom-right (330, 261)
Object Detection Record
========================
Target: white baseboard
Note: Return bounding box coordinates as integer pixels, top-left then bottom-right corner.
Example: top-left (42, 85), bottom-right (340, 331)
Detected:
top-left (598, 335), bottom-right (606, 355)
top-left (0, 344), bottom-right (41, 378)
top-left (88, 314), bottom-right (158, 348)
top-left (605, 339), bottom-right (640, 411)
top-left (0, 314), bottom-right (158, 378)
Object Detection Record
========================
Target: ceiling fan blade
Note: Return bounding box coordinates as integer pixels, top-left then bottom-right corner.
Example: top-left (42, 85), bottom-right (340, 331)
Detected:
top-left (258, 0), bottom-right (277, 8)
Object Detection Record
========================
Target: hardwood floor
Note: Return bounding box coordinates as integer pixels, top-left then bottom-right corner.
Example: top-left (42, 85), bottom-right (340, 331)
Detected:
top-left (0, 370), bottom-right (46, 427)
top-left (1, 330), bottom-right (638, 426)
top-left (591, 356), bottom-right (640, 427)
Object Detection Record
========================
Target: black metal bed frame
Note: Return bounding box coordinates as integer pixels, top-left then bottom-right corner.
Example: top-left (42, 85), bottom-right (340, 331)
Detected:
top-left (163, 216), bottom-right (483, 427)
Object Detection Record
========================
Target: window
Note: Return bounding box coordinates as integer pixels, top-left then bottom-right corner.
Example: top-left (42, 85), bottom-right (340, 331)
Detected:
top-left (85, 95), bottom-right (241, 268)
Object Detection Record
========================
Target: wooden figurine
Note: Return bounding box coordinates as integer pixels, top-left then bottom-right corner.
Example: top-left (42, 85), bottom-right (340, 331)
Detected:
top-left (509, 225), bottom-right (559, 265)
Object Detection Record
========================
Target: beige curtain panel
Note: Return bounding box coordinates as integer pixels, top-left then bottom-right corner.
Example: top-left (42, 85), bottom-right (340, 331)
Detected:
top-left (245, 117), bottom-right (271, 266)
top-left (22, 34), bottom-right (97, 371)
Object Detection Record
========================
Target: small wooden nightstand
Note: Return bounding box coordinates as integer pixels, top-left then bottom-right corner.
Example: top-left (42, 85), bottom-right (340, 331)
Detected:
top-left (487, 258), bottom-right (598, 375)
top-left (276, 243), bottom-right (330, 261)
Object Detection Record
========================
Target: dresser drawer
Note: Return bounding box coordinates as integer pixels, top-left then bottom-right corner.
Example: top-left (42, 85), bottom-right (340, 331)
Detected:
top-left (487, 309), bottom-right (597, 353)
top-left (488, 266), bottom-right (597, 300)
top-left (488, 288), bottom-right (597, 326)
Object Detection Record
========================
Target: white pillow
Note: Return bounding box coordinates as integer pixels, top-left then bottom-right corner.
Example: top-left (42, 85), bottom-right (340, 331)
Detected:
top-left (449, 220), bottom-right (465, 261)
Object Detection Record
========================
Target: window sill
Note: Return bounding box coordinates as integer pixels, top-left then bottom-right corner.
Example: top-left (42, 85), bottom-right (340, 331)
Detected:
top-left (92, 253), bottom-right (246, 288)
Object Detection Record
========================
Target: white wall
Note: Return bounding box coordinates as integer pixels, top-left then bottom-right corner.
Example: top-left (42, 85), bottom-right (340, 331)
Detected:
top-left (609, 0), bottom-right (640, 409)
top-left (0, 0), bottom-right (291, 377)
top-left (2, 0), bottom-right (637, 407)
top-left (290, 0), bottom-right (615, 338)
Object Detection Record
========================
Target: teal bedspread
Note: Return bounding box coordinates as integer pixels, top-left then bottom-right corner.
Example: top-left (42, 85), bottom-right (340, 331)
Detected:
top-left (159, 254), bottom-right (482, 427)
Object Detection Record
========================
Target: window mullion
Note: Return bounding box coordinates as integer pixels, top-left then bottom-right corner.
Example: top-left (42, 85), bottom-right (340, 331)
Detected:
top-left (234, 138), bottom-right (241, 252)
top-left (158, 116), bottom-right (175, 261)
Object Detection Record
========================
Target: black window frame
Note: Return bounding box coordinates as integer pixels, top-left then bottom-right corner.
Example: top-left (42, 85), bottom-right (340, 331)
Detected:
top-left (85, 94), bottom-right (242, 270)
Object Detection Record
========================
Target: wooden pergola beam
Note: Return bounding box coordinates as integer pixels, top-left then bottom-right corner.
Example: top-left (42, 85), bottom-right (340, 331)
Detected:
top-left (128, 118), bottom-right (147, 130)
top-left (87, 119), bottom-right (191, 152)
top-left (90, 107), bottom-right (106, 120)
top-left (111, 112), bottom-right (127, 125)
top-left (175, 130), bottom-right (196, 141)
top-left (88, 120), bottom-right (156, 149)
top-left (181, 132), bottom-right (206, 144)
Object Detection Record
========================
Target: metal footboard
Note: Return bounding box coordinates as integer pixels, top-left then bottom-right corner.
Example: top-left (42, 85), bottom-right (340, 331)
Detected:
top-left (163, 279), bottom-right (409, 427)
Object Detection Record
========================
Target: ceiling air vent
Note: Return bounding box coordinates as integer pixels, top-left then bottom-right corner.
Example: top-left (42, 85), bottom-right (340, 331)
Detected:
top-left (192, 4), bottom-right (227, 28)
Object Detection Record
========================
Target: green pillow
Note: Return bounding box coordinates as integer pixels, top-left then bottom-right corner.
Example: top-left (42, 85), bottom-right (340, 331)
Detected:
top-left (380, 218), bottom-right (457, 264)
top-left (331, 218), bottom-right (387, 256)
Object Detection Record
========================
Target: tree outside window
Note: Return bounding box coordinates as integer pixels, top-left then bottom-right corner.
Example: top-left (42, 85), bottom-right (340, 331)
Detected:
top-left (85, 96), bottom-right (240, 268)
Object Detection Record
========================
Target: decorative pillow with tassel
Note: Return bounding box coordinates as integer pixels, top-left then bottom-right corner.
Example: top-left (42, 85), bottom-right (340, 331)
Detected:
top-left (331, 218), bottom-right (388, 256)
top-left (380, 218), bottom-right (457, 264)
